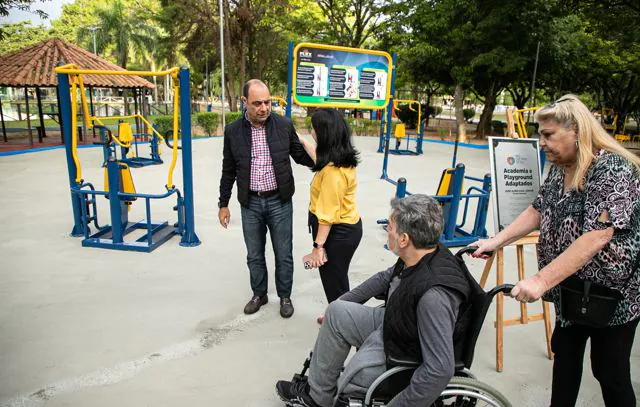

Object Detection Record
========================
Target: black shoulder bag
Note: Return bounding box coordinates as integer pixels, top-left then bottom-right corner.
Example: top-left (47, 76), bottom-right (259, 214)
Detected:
top-left (558, 253), bottom-right (638, 328)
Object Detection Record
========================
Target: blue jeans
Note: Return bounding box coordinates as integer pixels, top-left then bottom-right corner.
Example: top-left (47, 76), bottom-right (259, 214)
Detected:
top-left (240, 195), bottom-right (294, 298)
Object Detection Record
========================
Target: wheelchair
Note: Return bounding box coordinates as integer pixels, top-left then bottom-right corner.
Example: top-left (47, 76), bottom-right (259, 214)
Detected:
top-left (291, 247), bottom-right (514, 407)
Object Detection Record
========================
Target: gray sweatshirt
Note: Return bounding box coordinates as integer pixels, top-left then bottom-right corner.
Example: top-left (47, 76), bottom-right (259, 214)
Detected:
top-left (339, 265), bottom-right (462, 407)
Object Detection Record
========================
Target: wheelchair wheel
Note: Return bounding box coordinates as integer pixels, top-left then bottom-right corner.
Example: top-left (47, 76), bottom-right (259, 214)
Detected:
top-left (433, 377), bottom-right (511, 407)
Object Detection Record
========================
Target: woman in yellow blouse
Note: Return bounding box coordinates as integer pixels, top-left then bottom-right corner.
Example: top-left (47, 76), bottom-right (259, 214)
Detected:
top-left (302, 108), bottom-right (362, 305)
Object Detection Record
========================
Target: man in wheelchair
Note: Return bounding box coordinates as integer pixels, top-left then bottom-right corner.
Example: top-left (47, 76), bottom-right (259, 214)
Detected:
top-left (276, 194), bottom-right (483, 407)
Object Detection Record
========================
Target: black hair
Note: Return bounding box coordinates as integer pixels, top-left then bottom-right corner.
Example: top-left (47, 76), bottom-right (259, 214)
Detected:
top-left (311, 108), bottom-right (360, 172)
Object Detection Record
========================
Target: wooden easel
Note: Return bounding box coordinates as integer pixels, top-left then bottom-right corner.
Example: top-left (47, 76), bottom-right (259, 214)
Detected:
top-left (478, 231), bottom-right (554, 372)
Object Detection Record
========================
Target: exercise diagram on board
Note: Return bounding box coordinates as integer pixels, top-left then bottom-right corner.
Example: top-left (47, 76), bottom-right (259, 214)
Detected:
top-left (292, 43), bottom-right (392, 110)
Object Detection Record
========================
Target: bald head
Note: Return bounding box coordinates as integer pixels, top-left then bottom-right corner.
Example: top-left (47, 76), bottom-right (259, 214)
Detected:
top-left (242, 79), bottom-right (271, 126)
top-left (243, 79), bottom-right (268, 98)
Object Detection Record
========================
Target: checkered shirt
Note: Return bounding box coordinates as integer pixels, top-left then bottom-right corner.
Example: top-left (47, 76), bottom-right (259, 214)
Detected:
top-left (247, 115), bottom-right (278, 192)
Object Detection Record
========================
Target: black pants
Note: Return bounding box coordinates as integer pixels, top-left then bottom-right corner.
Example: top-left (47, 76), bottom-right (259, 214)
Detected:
top-left (550, 318), bottom-right (639, 407)
top-left (309, 212), bottom-right (363, 303)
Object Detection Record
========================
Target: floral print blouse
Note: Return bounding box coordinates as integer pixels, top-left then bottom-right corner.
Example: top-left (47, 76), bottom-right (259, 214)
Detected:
top-left (533, 150), bottom-right (640, 326)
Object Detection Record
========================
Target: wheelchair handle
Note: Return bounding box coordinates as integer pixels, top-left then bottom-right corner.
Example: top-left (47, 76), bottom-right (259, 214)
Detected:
top-left (487, 284), bottom-right (515, 298)
top-left (455, 245), bottom-right (494, 259)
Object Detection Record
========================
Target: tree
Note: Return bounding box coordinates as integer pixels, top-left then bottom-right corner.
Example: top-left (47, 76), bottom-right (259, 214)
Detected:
top-left (93, 0), bottom-right (160, 69)
top-left (0, 21), bottom-right (51, 54)
top-left (315, 0), bottom-right (384, 47)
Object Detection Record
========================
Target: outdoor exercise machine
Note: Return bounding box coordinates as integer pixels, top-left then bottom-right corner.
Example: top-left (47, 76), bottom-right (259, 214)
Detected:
top-left (508, 106), bottom-right (547, 169)
top-left (376, 98), bottom-right (424, 155)
top-left (55, 63), bottom-right (200, 252)
top-left (271, 96), bottom-right (287, 115)
top-left (377, 169), bottom-right (491, 247)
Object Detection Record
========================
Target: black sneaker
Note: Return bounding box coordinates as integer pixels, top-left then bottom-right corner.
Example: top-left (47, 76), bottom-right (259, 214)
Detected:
top-left (243, 295), bottom-right (268, 314)
top-left (275, 379), bottom-right (320, 407)
top-left (280, 298), bottom-right (294, 318)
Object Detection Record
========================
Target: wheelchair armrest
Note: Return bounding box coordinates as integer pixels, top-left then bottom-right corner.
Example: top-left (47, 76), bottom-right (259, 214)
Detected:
top-left (386, 355), bottom-right (421, 368)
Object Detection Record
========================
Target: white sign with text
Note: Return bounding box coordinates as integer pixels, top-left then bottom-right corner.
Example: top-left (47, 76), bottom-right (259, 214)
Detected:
top-left (488, 137), bottom-right (542, 233)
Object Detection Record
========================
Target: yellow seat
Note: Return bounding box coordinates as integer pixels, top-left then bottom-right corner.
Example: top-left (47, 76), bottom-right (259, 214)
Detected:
top-left (104, 163), bottom-right (137, 201)
top-left (436, 167), bottom-right (464, 197)
top-left (615, 133), bottom-right (631, 142)
top-left (118, 122), bottom-right (134, 147)
top-left (394, 123), bottom-right (406, 140)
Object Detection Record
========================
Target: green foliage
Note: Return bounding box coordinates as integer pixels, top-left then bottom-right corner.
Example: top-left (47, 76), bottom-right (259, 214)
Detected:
top-left (426, 106), bottom-right (443, 118)
top-left (225, 112), bottom-right (242, 125)
top-left (345, 118), bottom-right (379, 137)
top-left (395, 103), bottom-right (428, 129)
top-left (194, 112), bottom-right (220, 137)
top-left (0, 22), bottom-right (51, 54)
top-left (151, 114), bottom-right (175, 134)
top-left (304, 116), bottom-right (313, 132)
top-left (463, 108), bottom-right (475, 123)
top-left (93, 0), bottom-right (160, 69)
top-left (491, 120), bottom-right (506, 136)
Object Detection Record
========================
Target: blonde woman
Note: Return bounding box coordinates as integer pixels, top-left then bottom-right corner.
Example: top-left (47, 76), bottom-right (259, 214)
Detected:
top-left (473, 94), bottom-right (640, 406)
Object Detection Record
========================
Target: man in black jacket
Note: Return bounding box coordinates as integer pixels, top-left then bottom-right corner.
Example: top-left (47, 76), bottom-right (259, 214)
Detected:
top-left (218, 79), bottom-right (314, 318)
top-left (276, 195), bottom-right (477, 406)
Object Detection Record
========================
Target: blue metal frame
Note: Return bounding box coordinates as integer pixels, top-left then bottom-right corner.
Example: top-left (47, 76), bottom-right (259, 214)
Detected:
top-left (57, 67), bottom-right (85, 237)
top-left (377, 165), bottom-right (492, 248)
top-left (58, 65), bottom-right (200, 252)
top-left (178, 66), bottom-right (201, 247)
top-left (377, 101), bottom-right (425, 157)
top-left (285, 41), bottom-right (294, 119)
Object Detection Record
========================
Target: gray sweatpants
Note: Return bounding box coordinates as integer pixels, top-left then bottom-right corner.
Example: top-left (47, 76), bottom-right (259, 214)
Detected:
top-left (308, 300), bottom-right (387, 407)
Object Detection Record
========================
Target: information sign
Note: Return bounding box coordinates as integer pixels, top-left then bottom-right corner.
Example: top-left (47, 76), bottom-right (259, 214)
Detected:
top-left (488, 137), bottom-right (542, 232)
top-left (292, 43), bottom-right (392, 109)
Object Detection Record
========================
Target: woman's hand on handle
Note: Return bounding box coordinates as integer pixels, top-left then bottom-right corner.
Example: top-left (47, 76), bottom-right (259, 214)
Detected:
top-left (510, 274), bottom-right (549, 303)
top-left (471, 238), bottom-right (499, 259)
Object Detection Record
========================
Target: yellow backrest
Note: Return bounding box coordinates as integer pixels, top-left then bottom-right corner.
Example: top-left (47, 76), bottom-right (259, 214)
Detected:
top-left (394, 123), bottom-right (406, 140)
top-left (104, 164), bottom-right (137, 200)
top-left (118, 122), bottom-right (134, 145)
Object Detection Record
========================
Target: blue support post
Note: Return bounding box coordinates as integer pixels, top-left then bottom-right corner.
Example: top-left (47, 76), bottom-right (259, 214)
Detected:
top-left (443, 164), bottom-right (465, 240)
top-left (106, 159), bottom-right (125, 243)
top-left (56, 67), bottom-right (84, 237)
top-left (472, 173), bottom-right (492, 237)
top-left (396, 177), bottom-right (407, 198)
top-left (380, 54), bottom-right (397, 180)
top-left (417, 119), bottom-right (425, 155)
top-left (377, 106), bottom-right (386, 153)
top-left (178, 66), bottom-right (201, 247)
top-left (285, 41), bottom-right (294, 118)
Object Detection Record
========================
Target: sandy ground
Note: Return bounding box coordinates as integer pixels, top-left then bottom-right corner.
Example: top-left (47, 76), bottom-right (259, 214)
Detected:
top-left (0, 135), bottom-right (637, 407)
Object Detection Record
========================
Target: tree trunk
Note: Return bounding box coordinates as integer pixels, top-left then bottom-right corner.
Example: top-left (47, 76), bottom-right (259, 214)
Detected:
top-left (454, 83), bottom-right (466, 142)
top-left (223, 0), bottom-right (237, 111)
top-left (477, 82), bottom-right (498, 139)
top-left (424, 93), bottom-right (432, 129)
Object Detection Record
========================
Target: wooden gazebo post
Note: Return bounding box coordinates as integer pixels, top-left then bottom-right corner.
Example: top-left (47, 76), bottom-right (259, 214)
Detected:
top-left (36, 87), bottom-right (46, 142)
top-left (0, 94), bottom-right (7, 142)
top-left (24, 86), bottom-right (33, 146)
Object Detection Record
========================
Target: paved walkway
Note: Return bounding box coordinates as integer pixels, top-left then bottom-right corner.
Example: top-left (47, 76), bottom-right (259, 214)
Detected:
top-left (0, 136), bottom-right (637, 406)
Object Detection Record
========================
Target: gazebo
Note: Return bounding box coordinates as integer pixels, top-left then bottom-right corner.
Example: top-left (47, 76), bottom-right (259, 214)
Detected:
top-left (0, 38), bottom-right (154, 146)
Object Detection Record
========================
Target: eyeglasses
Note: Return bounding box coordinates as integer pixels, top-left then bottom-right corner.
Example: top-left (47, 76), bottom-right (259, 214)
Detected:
top-left (545, 97), bottom-right (571, 109)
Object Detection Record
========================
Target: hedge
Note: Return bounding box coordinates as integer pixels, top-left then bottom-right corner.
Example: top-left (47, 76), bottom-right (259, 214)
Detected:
top-left (194, 112), bottom-right (220, 136)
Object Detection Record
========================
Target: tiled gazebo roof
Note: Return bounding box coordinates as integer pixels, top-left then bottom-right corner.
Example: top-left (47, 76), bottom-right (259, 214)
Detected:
top-left (0, 38), bottom-right (154, 89)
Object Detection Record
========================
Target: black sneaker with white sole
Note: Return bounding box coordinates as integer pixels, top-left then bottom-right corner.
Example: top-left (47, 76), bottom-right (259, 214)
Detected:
top-left (275, 379), bottom-right (320, 407)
